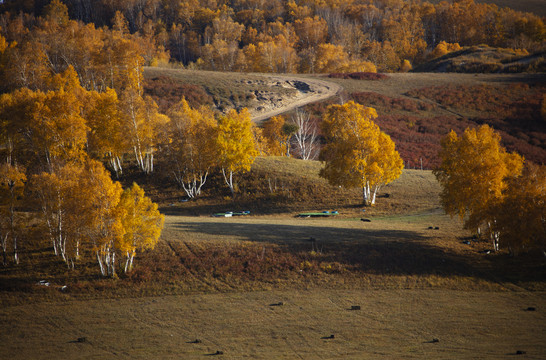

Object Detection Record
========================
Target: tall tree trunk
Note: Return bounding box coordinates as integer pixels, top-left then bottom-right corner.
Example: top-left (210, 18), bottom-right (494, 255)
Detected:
top-left (222, 168), bottom-right (235, 197)
top-left (1, 234), bottom-right (7, 266)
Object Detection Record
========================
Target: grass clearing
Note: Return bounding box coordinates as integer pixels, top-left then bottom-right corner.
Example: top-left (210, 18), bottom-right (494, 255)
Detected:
top-left (2, 289), bottom-right (545, 359)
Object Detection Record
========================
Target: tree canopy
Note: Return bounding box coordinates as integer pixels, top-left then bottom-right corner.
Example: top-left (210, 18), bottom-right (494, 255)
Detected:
top-left (319, 101), bottom-right (403, 205)
top-left (434, 125), bottom-right (525, 251)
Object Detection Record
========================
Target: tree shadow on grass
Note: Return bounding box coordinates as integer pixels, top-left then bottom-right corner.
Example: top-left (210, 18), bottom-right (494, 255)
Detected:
top-left (171, 220), bottom-right (494, 280)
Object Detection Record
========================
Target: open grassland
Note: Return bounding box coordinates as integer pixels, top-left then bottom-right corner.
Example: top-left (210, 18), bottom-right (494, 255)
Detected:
top-left (1, 289), bottom-right (545, 359)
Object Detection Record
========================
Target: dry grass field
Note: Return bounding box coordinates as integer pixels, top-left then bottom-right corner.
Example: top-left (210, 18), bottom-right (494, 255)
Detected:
top-left (2, 289), bottom-right (545, 359)
top-left (1, 166), bottom-right (545, 359)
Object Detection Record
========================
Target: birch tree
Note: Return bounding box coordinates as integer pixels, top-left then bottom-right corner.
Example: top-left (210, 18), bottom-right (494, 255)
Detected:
top-left (216, 108), bottom-right (259, 196)
top-left (31, 160), bottom-right (124, 271)
top-left (0, 163), bottom-right (26, 265)
top-left (491, 163), bottom-right (545, 255)
top-left (119, 88), bottom-right (169, 174)
top-left (31, 164), bottom-right (83, 267)
top-left (27, 67), bottom-right (89, 168)
top-left (117, 183), bottom-right (164, 274)
top-left (85, 88), bottom-right (128, 177)
top-left (292, 109), bottom-right (318, 160)
top-left (319, 101), bottom-right (403, 205)
top-left (434, 125), bottom-right (524, 251)
top-left (165, 98), bottom-right (217, 198)
top-left (262, 116), bottom-right (295, 157)
top-left (81, 159), bottom-right (124, 277)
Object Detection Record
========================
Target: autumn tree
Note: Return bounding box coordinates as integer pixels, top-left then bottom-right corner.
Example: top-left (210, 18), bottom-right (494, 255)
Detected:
top-left (0, 163), bottom-right (26, 265)
top-left (28, 67), bottom-right (89, 167)
top-left (85, 88), bottom-right (128, 177)
top-left (119, 88), bottom-right (169, 174)
top-left (77, 159), bottom-right (124, 277)
top-left (292, 109), bottom-right (318, 160)
top-left (428, 41), bottom-right (462, 59)
top-left (0, 67), bottom-right (88, 168)
top-left (32, 163), bottom-right (85, 267)
top-left (165, 98), bottom-right (217, 198)
top-left (490, 163), bottom-right (545, 255)
top-left (117, 183), bottom-right (164, 274)
top-left (216, 108), bottom-right (259, 196)
top-left (312, 43), bottom-right (377, 74)
top-left (31, 160), bottom-right (122, 268)
top-left (319, 101), bottom-right (403, 205)
top-left (262, 115), bottom-right (297, 157)
top-left (434, 125), bottom-right (524, 251)
top-left (0, 88), bottom-right (37, 165)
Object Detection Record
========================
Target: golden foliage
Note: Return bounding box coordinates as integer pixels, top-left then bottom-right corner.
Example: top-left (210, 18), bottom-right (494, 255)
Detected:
top-left (216, 108), bottom-right (259, 195)
top-left (491, 163), bottom-right (545, 254)
top-left (117, 183), bottom-right (164, 273)
top-left (165, 98), bottom-right (218, 197)
top-left (319, 101), bottom-right (403, 205)
top-left (434, 125), bottom-right (524, 247)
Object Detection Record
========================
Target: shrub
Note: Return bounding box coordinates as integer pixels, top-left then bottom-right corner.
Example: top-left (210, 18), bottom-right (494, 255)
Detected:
top-left (144, 76), bottom-right (213, 112)
top-left (328, 72), bottom-right (389, 80)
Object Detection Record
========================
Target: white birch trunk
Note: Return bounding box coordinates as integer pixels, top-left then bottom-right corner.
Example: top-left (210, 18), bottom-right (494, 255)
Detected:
top-left (362, 181), bottom-right (371, 205)
top-left (293, 110), bottom-right (318, 160)
top-left (1, 233), bottom-right (7, 265)
top-left (13, 234), bottom-right (18, 265)
top-left (371, 185), bottom-right (379, 206)
top-left (97, 251), bottom-right (106, 276)
top-left (222, 168), bottom-right (235, 197)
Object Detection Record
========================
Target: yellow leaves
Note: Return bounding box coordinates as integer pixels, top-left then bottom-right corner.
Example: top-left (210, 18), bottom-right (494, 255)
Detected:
top-left (85, 88), bottom-right (128, 159)
top-left (262, 116), bottom-right (288, 156)
top-left (216, 108), bottom-right (258, 174)
top-left (117, 183), bottom-right (164, 255)
top-left (0, 31), bottom-right (7, 54)
top-left (165, 98), bottom-right (218, 195)
top-left (400, 59), bottom-right (412, 72)
top-left (31, 160), bottom-right (120, 262)
top-left (294, 16), bottom-right (328, 49)
top-left (429, 41), bottom-right (462, 59)
top-left (0, 163), bottom-right (26, 206)
top-left (492, 163), bottom-right (546, 254)
top-left (435, 124), bottom-right (524, 232)
top-left (31, 159), bottom-right (163, 273)
top-left (1, 69), bottom-right (88, 165)
top-left (32, 85), bottom-right (89, 164)
top-left (319, 101), bottom-right (403, 204)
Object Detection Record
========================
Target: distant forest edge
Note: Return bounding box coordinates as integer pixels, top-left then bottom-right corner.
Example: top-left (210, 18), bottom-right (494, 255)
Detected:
top-left (0, 0), bottom-right (545, 77)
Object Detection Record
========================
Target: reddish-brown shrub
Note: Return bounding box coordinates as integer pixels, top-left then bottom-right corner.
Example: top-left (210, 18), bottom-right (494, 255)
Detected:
top-left (328, 72), bottom-right (389, 80)
top-left (144, 76), bottom-right (214, 112)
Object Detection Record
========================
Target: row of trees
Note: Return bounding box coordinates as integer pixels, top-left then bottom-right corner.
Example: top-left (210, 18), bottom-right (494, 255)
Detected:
top-left (435, 125), bottom-right (545, 255)
top-left (0, 0), bottom-right (168, 93)
top-left (1, 0), bottom-right (544, 77)
top-left (0, 159), bottom-right (164, 276)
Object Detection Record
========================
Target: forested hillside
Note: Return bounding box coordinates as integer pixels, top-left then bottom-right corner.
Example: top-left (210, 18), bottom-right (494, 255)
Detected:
top-left (1, 0), bottom-right (544, 79)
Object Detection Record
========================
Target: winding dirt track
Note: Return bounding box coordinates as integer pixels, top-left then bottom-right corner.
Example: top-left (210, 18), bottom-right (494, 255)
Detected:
top-left (250, 75), bottom-right (342, 122)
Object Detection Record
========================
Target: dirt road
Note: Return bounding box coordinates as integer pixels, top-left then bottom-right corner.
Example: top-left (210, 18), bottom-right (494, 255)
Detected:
top-left (250, 75), bottom-right (342, 122)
